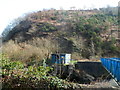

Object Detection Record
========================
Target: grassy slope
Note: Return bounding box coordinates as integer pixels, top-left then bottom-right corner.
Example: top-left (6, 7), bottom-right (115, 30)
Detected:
top-left (2, 9), bottom-right (120, 62)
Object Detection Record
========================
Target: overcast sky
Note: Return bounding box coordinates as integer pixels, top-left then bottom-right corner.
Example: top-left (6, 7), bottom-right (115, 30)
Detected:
top-left (0, 0), bottom-right (119, 35)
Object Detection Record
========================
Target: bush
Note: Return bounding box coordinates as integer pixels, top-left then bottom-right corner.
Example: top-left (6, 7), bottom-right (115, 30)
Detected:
top-left (1, 54), bottom-right (81, 89)
top-left (2, 38), bottom-right (58, 63)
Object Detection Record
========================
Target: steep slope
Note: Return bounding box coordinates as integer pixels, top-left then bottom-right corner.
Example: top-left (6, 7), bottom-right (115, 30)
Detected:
top-left (2, 9), bottom-right (120, 61)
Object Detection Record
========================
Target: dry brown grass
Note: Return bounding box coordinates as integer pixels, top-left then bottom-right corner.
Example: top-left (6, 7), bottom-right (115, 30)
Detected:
top-left (2, 37), bottom-right (58, 63)
top-left (71, 52), bottom-right (82, 60)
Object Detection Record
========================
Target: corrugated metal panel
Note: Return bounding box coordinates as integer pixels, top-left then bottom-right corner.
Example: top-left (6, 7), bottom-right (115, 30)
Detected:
top-left (100, 58), bottom-right (120, 82)
top-left (60, 54), bottom-right (65, 64)
top-left (51, 54), bottom-right (60, 64)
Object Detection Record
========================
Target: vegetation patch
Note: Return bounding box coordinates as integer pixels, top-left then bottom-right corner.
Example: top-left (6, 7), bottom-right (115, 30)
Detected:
top-left (1, 54), bottom-right (81, 89)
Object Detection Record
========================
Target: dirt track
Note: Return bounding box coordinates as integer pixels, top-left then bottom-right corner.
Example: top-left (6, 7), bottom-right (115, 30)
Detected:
top-left (80, 79), bottom-right (120, 89)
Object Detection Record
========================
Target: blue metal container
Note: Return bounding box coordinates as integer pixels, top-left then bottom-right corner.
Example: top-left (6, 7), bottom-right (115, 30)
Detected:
top-left (100, 58), bottom-right (120, 82)
top-left (51, 53), bottom-right (71, 64)
top-left (51, 54), bottom-right (58, 64)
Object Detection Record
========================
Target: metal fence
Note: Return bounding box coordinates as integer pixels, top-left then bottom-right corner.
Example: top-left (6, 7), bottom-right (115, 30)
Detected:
top-left (100, 58), bottom-right (120, 82)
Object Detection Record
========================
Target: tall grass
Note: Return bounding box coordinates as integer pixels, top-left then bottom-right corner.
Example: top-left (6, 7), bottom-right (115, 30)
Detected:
top-left (2, 37), bottom-right (58, 64)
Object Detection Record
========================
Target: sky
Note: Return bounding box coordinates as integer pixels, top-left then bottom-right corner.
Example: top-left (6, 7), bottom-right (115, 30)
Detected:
top-left (0, 0), bottom-right (119, 35)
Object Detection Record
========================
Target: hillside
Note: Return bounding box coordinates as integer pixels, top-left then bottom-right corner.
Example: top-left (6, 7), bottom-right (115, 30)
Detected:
top-left (2, 8), bottom-right (120, 62)
top-left (1, 7), bottom-right (120, 89)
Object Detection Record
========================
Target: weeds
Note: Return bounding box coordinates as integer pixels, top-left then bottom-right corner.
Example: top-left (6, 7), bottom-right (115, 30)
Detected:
top-left (2, 38), bottom-right (58, 64)
top-left (1, 54), bottom-right (81, 89)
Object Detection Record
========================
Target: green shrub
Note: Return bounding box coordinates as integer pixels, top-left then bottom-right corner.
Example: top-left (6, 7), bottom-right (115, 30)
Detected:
top-left (1, 54), bottom-right (78, 89)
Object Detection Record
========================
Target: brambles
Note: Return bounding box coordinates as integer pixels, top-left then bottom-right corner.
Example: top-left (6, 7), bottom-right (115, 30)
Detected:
top-left (1, 54), bottom-right (81, 89)
top-left (2, 38), bottom-right (58, 63)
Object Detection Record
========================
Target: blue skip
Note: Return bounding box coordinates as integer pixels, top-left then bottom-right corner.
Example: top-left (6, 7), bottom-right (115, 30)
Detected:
top-left (100, 58), bottom-right (120, 82)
